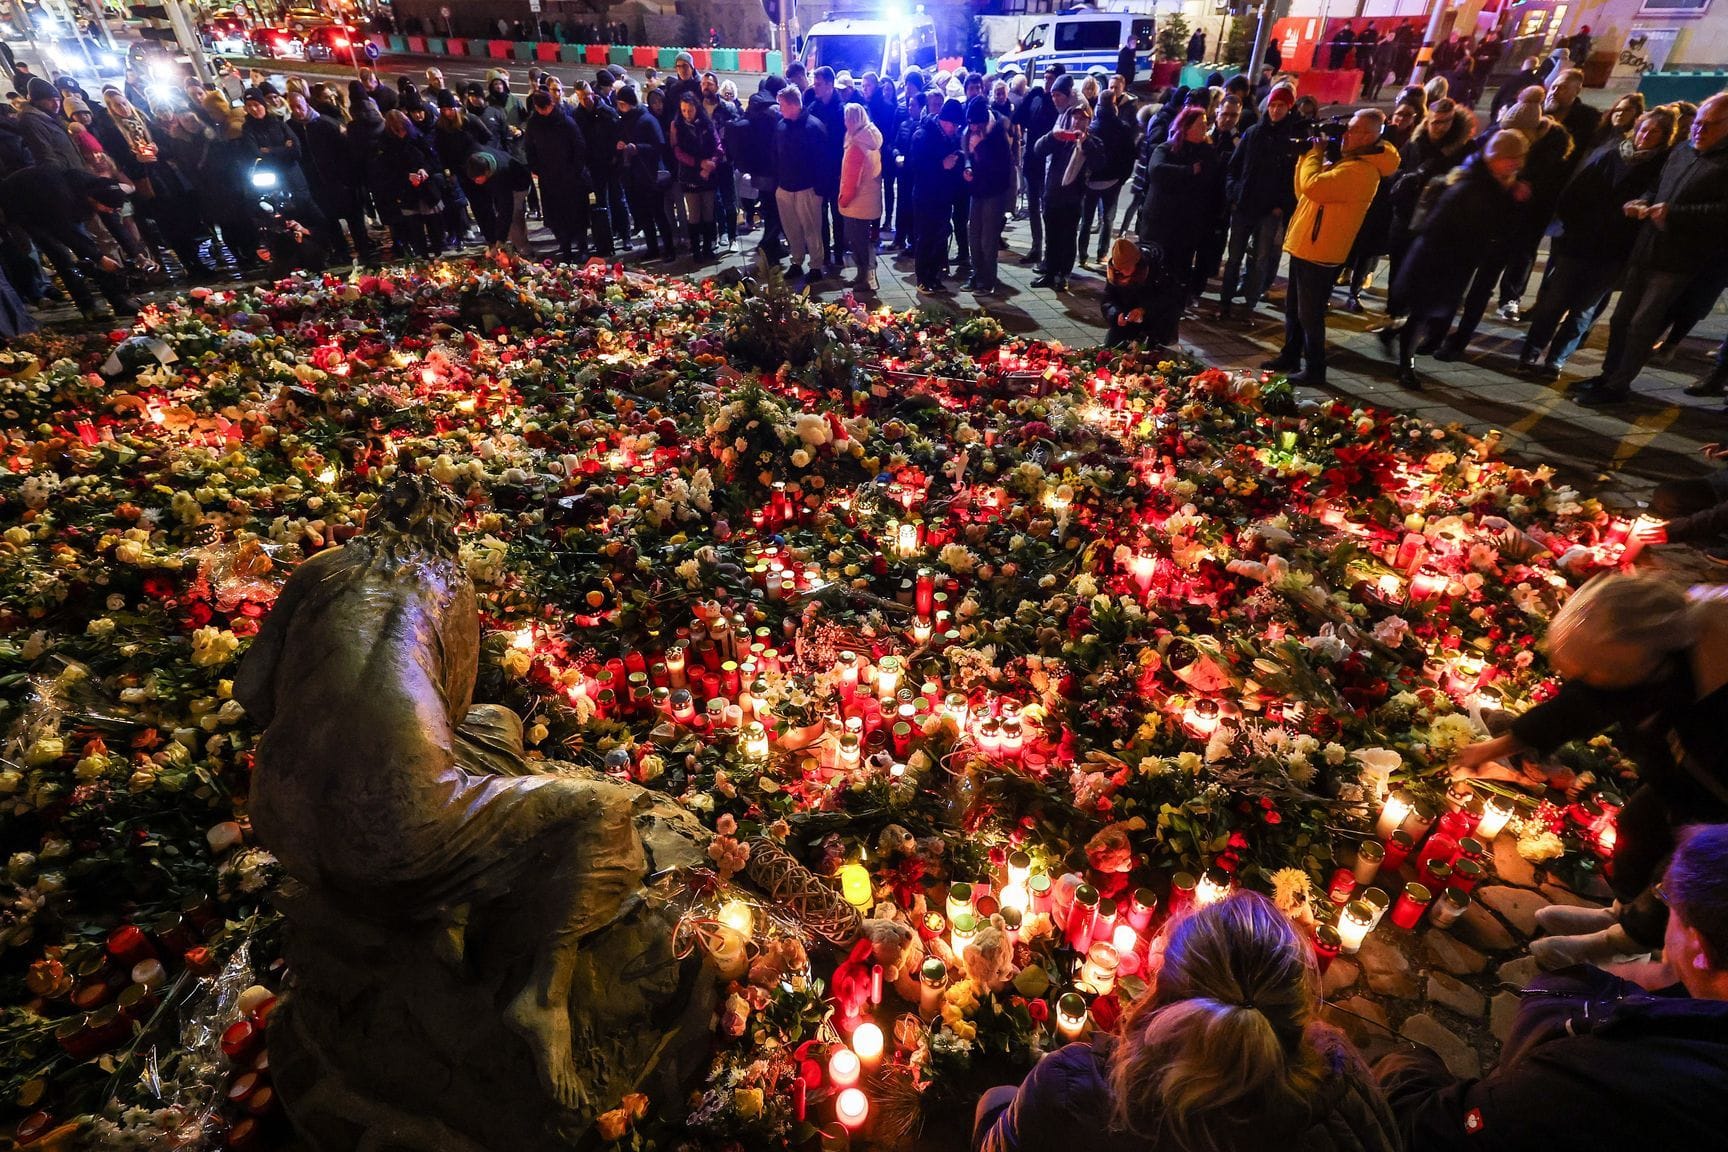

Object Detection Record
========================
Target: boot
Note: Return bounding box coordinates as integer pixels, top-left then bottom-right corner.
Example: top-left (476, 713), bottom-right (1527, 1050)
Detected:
top-left (1684, 361), bottom-right (1728, 397)
top-left (687, 225), bottom-right (702, 262)
top-left (1535, 902), bottom-right (1618, 936)
top-left (1529, 924), bottom-right (1645, 971)
top-left (1396, 359), bottom-right (1422, 391)
top-left (705, 223), bottom-right (719, 258)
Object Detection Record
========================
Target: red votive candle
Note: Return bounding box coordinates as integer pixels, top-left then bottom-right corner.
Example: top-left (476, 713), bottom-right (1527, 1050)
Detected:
top-left (1390, 883), bottom-right (1433, 930)
top-left (1381, 830), bottom-right (1416, 873)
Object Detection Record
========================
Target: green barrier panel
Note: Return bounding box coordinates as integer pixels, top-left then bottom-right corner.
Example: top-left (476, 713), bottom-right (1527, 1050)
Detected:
top-left (387, 34), bottom-right (407, 53)
top-left (766, 50), bottom-right (782, 73)
top-left (609, 45), bottom-right (631, 67)
top-left (657, 47), bottom-right (678, 69)
top-left (713, 48), bottom-right (738, 71)
top-left (426, 37), bottom-right (444, 54)
top-left (512, 41), bottom-right (536, 61)
top-left (1637, 70), bottom-right (1728, 106)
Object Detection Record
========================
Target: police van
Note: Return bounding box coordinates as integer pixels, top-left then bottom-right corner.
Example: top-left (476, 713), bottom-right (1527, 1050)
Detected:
top-left (994, 6), bottom-right (1154, 79)
top-left (799, 10), bottom-right (940, 81)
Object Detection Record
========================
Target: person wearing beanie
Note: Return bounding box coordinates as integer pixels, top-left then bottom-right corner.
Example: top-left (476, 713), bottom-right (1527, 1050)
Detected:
top-left (17, 75), bottom-right (83, 170)
top-left (962, 93), bottom-right (1012, 294)
top-left (614, 84), bottom-right (674, 261)
top-left (1030, 74), bottom-right (1099, 292)
top-left (1101, 235), bottom-right (1178, 347)
top-left (462, 142), bottom-right (531, 250)
top-left (286, 89), bottom-right (371, 264)
top-left (0, 163), bottom-right (139, 318)
top-left (524, 83), bottom-right (590, 261)
top-left (907, 96), bottom-right (967, 291)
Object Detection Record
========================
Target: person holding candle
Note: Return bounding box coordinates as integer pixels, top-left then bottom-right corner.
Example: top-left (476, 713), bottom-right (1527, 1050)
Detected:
top-left (1375, 825), bottom-right (1728, 1150)
top-left (1452, 575), bottom-right (1728, 969)
top-left (972, 893), bottom-right (1397, 1152)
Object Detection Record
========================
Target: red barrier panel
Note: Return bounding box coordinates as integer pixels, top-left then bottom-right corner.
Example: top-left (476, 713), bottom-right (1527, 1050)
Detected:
top-left (536, 40), bottom-right (560, 61)
top-left (1296, 69), bottom-right (1363, 106)
top-left (738, 48), bottom-right (766, 72)
top-left (631, 45), bottom-right (656, 67)
top-left (489, 39), bottom-right (513, 58)
top-left (445, 37), bottom-right (466, 55)
top-left (586, 43), bottom-right (608, 64)
top-left (405, 35), bottom-right (426, 53)
top-left (690, 48), bottom-right (711, 69)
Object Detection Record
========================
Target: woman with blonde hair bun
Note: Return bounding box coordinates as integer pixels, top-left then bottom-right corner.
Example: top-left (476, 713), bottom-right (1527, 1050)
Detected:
top-left (973, 891), bottom-right (1398, 1152)
top-left (1455, 574), bottom-right (1728, 969)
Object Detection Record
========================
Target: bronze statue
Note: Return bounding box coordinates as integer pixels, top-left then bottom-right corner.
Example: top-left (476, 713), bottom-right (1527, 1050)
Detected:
top-left (236, 475), bottom-right (713, 1147)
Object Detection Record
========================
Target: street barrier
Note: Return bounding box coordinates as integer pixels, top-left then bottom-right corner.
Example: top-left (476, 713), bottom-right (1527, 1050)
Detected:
top-left (355, 34), bottom-right (791, 77)
top-left (1638, 70), bottom-right (1728, 105)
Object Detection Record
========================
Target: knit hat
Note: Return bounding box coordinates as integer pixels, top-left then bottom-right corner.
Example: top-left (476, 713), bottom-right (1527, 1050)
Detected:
top-left (242, 87), bottom-right (267, 105)
top-left (1484, 129), bottom-right (1529, 160)
top-left (1267, 84), bottom-right (1296, 109)
top-left (64, 96), bottom-right (89, 115)
top-left (435, 88), bottom-right (458, 109)
top-left (1107, 235), bottom-right (1142, 277)
top-left (939, 98), bottom-right (966, 125)
top-left (966, 95), bottom-right (989, 125)
top-left (595, 69), bottom-right (615, 88)
top-left (26, 76), bottom-right (58, 103)
top-left (462, 80), bottom-right (485, 99)
top-left (1499, 91), bottom-right (1543, 134)
top-left (465, 149), bottom-right (498, 179)
top-left (675, 51), bottom-right (694, 68)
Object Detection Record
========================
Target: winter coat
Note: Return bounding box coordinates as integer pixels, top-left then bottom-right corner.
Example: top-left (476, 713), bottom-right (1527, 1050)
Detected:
top-left (1378, 967), bottom-right (1728, 1152)
top-left (295, 111), bottom-right (360, 198)
top-left (575, 99), bottom-right (621, 182)
top-left (1550, 139), bottom-right (1669, 263)
top-left (0, 117), bottom-right (34, 175)
top-left (0, 165), bottom-right (112, 251)
top-left (351, 79), bottom-right (398, 115)
top-left (1034, 107), bottom-right (1102, 206)
top-left (733, 90), bottom-right (780, 182)
top-left (1555, 99), bottom-right (1602, 173)
top-left (1393, 155), bottom-right (1519, 321)
top-left (838, 121), bottom-right (883, 220)
top-left (669, 111), bottom-right (721, 191)
top-left (803, 89), bottom-right (846, 196)
top-left (1387, 115), bottom-right (1475, 245)
top-left (867, 89), bottom-right (898, 172)
top-left (965, 112), bottom-right (1013, 200)
top-left (241, 111), bottom-right (301, 169)
top-left (1490, 68), bottom-right (1541, 119)
top-left (368, 127), bottom-right (445, 218)
top-left (1139, 138), bottom-right (1220, 251)
top-left (773, 110), bottom-right (827, 194)
top-left (910, 120), bottom-right (963, 211)
top-left (980, 1033), bottom-right (1400, 1152)
top-left (1090, 103), bottom-right (1137, 186)
top-left (1628, 138), bottom-right (1728, 274)
top-left (16, 104), bottom-right (85, 170)
top-left (524, 106), bottom-right (588, 235)
top-left (1013, 85), bottom-right (1058, 174)
top-left (617, 105), bottom-right (667, 191)
top-left (1283, 141), bottom-right (1400, 265)
top-left (1226, 114), bottom-right (1304, 219)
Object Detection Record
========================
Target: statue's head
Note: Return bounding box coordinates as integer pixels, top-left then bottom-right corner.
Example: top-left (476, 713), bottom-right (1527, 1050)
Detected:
top-left (370, 473), bottom-right (463, 560)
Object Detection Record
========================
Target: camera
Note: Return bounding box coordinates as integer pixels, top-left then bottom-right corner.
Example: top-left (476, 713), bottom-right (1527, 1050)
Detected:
top-left (1310, 116), bottom-right (1351, 158)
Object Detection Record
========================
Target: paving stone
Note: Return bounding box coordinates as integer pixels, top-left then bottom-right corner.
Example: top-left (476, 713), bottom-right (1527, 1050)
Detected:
top-left (1490, 991), bottom-right (1522, 1044)
top-left (1540, 883), bottom-right (1608, 910)
top-left (1358, 935), bottom-right (1420, 997)
top-left (1480, 886), bottom-right (1550, 938)
top-left (1451, 901), bottom-right (1518, 953)
top-left (1322, 957), bottom-right (1360, 998)
top-left (1401, 1013), bottom-right (1482, 1079)
top-left (1496, 955), bottom-right (1540, 990)
top-left (1326, 997), bottom-right (1399, 1065)
top-left (1426, 972), bottom-right (1486, 1019)
top-left (1424, 932), bottom-right (1490, 976)
top-left (1491, 835), bottom-right (1539, 887)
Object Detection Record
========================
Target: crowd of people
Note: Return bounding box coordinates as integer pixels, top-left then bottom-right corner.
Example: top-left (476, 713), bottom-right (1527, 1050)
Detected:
top-left (0, 48), bottom-right (1725, 407)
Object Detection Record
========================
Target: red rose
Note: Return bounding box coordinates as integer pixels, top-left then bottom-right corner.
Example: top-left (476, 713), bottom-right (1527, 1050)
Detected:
top-left (1027, 998), bottom-right (1049, 1025)
top-left (1089, 994), bottom-right (1122, 1032)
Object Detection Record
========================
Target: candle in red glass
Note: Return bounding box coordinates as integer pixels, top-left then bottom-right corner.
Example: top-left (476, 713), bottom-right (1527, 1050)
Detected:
top-left (1390, 883), bottom-right (1433, 930)
top-left (916, 569), bottom-right (934, 616)
top-left (1451, 858), bottom-right (1486, 894)
top-left (1381, 829), bottom-right (1416, 873)
top-left (1066, 885), bottom-right (1100, 952)
top-left (1328, 868), bottom-right (1357, 906)
top-left (1312, 924), bottom-right (1342, 974)
top-left (1419, 833), bottom-right (1461, 869)
top-left (1436, 809), bottom-right (1476, 843)
top-left (1419, 860), bottom-right (1454, 895)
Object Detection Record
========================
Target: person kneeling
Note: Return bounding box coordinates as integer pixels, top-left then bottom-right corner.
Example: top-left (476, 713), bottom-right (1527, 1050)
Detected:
top-left (1375, 824), bottom-right (1728, 1150)
top-left (1101, 237), bottom-right (1183, 350)
top-left (973, 891), bottom-right (1399, 1152)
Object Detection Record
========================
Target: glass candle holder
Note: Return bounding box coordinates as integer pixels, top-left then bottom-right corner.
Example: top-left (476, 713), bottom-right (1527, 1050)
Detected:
top-left (1390, 882), bottom-right (1433, 930)
top-left (1066, 885), bottom-right (1100, 952)
top-left (1381, 829), bottom-right (1416, 873)
top-left (1361, 887), bottom-right (1392, 929)
top-left (1427, 887), bottom-right (1470, 929)
top-left (1474, 796), bottom-right (1516, 841)
top-left (1353, 840), bottom-right (1385, 886)
top-left (1337, 901), bottom-right (1374, 953)
top-left (1328, 867), bottom-right (1358, 906)
top-left (1081, 942), bottom-right (1120, 996)
top-left (1313, 924), bottom-right (1342, 973)
top-left (1055, 991), bottom-right (1089, 1040)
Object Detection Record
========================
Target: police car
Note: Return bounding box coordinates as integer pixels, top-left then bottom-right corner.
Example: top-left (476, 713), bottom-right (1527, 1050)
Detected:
top-left (995, 5), bottom-right (1154, 80)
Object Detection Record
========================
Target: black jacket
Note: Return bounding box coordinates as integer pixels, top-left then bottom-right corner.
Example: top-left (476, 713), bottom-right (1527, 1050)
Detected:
top-left (1227, 114), bottom-right (1303, 218)
top-left (367, 126), bottom-right (444, 217)
top-left (1394, 154), bottom-right (1519, 320)
top-left (669, 111), bottom-right (721, 191)
top-left (575, 99), bottom-right (621, 181)
top-left (295, 111), bottom-right (358, 195)
top-left (0, 165), bottom-right (112, 251)
top-left (965, 112), bottom-right (1013, 199)
top-left (617, 105), bottom-right (666, 190)
top-left (241, 112), bottom-right (301, 169)
top-left (910, 119), bottom-right (963, 209)
top-left (1550, 140), bottom-right (1669, 263)
top-left (1013, 86), bottom-right (1058, 174)
top-left (1628, 139), bottom-right (1728, 274)
top-left (1035, 112), bottom-right (1103, 206)
top-left (1140, 138), bottom-right (1220, 248)
top-left (773, 109), bottom-right (827, 194)
top-left (1091, 102), bottom-right (1138, 185)
top-left (982, 1034), bottom-right (1398, 1152)
top-left (1378, 967), bottom-right (1728, 1152)
top-left (1490, 68), bottom-right (1541, 118)
top-left (524, 105), bottom-right (588, 195)
top-left (803, 88), bottom-right (846, 195)
top-left (733, 90), bottom-right (780, 182)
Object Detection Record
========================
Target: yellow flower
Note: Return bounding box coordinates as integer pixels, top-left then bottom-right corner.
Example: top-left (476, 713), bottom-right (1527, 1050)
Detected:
top-left (733, 1086), bottom-right (764, 1120)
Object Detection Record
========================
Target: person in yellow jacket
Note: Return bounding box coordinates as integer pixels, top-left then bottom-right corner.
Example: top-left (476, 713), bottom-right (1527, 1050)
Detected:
top-left (1263, 109), bottom-right (1400, 385)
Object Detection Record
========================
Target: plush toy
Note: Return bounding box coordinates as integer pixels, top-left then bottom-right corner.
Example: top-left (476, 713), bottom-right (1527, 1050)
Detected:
top-left (962, 921), bottom-right (1017, 993)
top-left (747, 936), bottom-right (809, 990)
top-left (1084, 823), bottom-right (1136, 901)
top-left (831, 917), bottom-right (918, 1022)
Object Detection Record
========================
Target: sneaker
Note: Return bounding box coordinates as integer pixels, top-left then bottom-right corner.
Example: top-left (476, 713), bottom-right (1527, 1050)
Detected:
top-left (1497, 301), bottom-right (1523, 322)
top-left (1651, 341), bottom-right (1678, 366)
top-left (864, 271), bottom-right (878, 292)
top-left (1029, 274), bottom-right (1055, 288)
top-left (1343, 294), bottom-right (1363, 313)
top-left (718, 236), bottom-right (734, 254)
top-left (786, 262), bottom-right (804, 279)
top-left (1433, 341), bottom-right (1466, 362)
